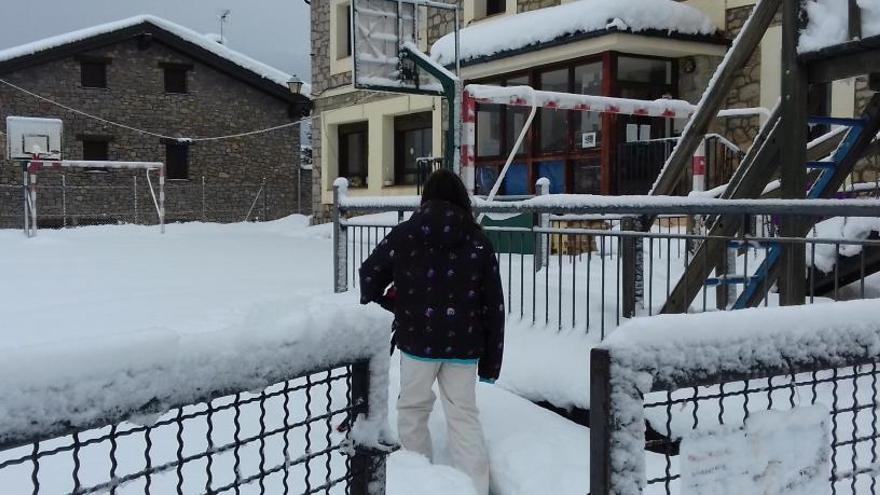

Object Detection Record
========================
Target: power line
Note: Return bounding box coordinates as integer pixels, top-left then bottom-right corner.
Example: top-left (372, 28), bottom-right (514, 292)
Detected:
top-left (0, 78), bottom-right (303, 142)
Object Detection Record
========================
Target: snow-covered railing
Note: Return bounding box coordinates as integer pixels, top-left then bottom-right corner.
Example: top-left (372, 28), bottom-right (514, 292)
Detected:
top-left (0, 293), bottom-right (393, 495)
top-left (590, 299), bottom-right (880, 495)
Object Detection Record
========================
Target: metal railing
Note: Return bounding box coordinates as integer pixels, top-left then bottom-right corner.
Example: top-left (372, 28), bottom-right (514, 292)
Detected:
top-left (590, 302), bottom-right (880, 494)
top-left (0, 359), bottom-right (386, 495)
top-left (0, 175), bottom-right (283, 229)
top-left (333, 179), bottom-right (880, 337)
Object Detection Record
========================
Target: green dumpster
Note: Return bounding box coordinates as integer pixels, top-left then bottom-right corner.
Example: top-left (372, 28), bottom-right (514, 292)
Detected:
top-left (481, 213), bottom-right (535, 255)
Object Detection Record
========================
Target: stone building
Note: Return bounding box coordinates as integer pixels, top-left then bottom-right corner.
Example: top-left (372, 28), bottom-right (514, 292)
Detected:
top-left (0, 15), bottom-right (311, 228)
top-left (310, 0), bottom-right (877, 218)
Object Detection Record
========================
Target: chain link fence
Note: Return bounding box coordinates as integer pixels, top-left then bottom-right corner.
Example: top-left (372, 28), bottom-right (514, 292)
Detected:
top-left (0, 174), bottom-right (298, 229)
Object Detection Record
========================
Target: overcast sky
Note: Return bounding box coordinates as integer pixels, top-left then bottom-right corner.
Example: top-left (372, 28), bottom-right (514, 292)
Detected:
top-left (0, 0), bottom-right (312, 81)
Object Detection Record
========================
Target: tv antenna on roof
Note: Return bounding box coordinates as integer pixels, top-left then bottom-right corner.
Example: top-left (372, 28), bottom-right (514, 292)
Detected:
top-left (218, 9), bottom-right (231, 45)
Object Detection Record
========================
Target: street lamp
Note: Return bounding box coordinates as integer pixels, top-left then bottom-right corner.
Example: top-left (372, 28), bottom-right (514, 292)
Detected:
top-left (287, 75), bottom-right (304, 95)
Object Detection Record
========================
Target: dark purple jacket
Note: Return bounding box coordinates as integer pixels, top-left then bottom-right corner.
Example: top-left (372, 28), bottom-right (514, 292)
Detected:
top-left (359, 200), bottom-right (505, 380)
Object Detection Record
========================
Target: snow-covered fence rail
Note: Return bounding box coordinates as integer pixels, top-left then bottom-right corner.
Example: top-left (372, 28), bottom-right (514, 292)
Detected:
top-left (591, 299), bottom-right (880, 495)
top-left (0, 293), bottom-right (392, 495)
top-left (334, 178), bottom-right (880, 336)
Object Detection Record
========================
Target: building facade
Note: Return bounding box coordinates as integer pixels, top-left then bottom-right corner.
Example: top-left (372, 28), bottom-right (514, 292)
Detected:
top-left (0, 16), bottom-right (312, 228)
top-left (310, 0), bottom-right (877, 218)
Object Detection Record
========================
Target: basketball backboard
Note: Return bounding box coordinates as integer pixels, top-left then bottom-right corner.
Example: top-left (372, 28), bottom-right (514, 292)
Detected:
top-left (352, 0), bottom-right (456, 96)
top-left (6, 116), bottom-right (63, 160)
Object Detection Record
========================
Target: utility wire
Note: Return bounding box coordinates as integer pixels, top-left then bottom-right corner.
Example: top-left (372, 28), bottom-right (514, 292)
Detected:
top-left (0, 78), bottom-right (303, 142)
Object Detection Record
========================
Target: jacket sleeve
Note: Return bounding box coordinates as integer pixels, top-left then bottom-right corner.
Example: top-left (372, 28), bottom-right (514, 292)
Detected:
top-left (478, 245), bottom-right (505, 381)
top-left (358, 231), bottom-right (396, 306)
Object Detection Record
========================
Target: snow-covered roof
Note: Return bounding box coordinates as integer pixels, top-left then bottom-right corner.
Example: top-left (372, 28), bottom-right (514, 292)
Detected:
top-left (0, 15), bottom-right (311, 97)
top-left (430, 0), bottom-right (718, 66)
top-left (799, 0), bottom-right (880, 53)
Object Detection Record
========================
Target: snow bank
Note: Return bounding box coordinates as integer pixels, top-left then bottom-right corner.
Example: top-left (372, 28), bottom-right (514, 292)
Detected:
top-left (0, 15), bottom-right (309, 95)
top-left (800, 0), bottom-right (880, 53)
top-left (809, 216), bottom-right (880, 272)
top-left (0, 291), bottom-right (392, 447)
top-left (597, 299), bottom-right (880, 495)
top-left (386, 451), bottom-right (478, 495)
top-left (430, 0), bottom-right (717, 65)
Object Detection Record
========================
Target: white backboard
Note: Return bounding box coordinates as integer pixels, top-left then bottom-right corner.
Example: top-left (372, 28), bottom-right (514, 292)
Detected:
top-left (6, 117), bottom-right (63, 160)
top-left (352, 0), bottom-right (447, 95)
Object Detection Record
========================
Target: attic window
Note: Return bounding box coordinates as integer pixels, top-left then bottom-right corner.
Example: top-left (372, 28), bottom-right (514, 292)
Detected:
top-left (80, 61), bottom-right (107, 88)
top-left (164, 66), bottom-right (189, 93)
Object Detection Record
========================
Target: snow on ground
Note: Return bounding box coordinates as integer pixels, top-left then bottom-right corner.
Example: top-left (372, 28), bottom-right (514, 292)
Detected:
top-left (0, 218), bottom-right (598, 494)
top-left (430, 0), bottom-right (716, 65)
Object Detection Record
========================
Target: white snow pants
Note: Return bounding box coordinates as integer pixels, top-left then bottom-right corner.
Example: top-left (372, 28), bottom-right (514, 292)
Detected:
top-left (397, 354), bottom-right (490, 495)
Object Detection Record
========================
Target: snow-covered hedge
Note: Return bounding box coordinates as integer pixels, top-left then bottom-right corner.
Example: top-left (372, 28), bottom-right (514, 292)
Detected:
top-left (594, 299), bottom-right (880, 494)
top-left (0, 292), bottom-right (392, 448)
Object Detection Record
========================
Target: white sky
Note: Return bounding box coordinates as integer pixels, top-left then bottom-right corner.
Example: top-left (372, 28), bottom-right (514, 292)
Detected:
top-left (0, 0), bottom-right (312, 81)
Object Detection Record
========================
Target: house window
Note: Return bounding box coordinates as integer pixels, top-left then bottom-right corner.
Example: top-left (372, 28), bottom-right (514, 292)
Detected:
top-left (394, 112), bottom-right (432, 186)
top-left (165, 142), bottom-right (189, 180)
top-left (82, 138), bottom-right (109, 161)
top-left (338, 122), bottom-right (368, 188)
top-left (336, 3), bottom-right (353, 60)
top-left (485, 0), bottom-right (505, 17)
top-left (80, 61), bottom-right (107, 88)
top-left (475, 0), bottom-right (506, 19)
top-left (163, 66), bottom-right (189, 93)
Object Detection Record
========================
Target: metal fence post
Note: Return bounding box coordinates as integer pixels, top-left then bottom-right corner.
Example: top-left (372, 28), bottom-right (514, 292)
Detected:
top-left (350, 360), bottom-right (386, 495)
top-left (333, 178), bottom-right (349, 293)
top-left (62, 174), bottom-right (67, 228)
top-left (534, 178), bottom-right (550, 272)
top-left (262, 177), bottom-right (268, 221)
top-left (590, 348), bottom-right (613, 495)
top-left (201, 176), bottom-right (206, 221)
top-left (621, 217), bottom-right (637, 318)
top-left (133, 175), bottom-right (139, 225)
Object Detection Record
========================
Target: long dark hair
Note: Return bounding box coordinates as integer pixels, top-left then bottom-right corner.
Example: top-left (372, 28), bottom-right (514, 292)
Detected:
top-left (421, 169), bottom-right (474, 217)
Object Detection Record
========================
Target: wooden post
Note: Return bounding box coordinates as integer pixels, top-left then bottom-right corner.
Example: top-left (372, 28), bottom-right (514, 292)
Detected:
top-left (590, 348), bottom-right (613, 495)
top-left (650, 0), bottom-right (782, 197)
top-left (779, 0), bottom-right (809, 306)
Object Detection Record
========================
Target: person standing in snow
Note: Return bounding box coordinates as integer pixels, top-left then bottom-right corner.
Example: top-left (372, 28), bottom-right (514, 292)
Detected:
top-left (359, 169), bottom-right (505, 495)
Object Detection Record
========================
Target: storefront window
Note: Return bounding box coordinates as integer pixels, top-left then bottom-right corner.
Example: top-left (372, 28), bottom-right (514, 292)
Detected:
top-left (574, 62), bottom-right (602, 151)
top-left (506, 76), bottom-right (530, 155)
top-left (617, 56), bottom-right (672, 85)
top-left (539, 68), bottom-right (568, 152)
top-left (477, 105), bottom-right (502, 157)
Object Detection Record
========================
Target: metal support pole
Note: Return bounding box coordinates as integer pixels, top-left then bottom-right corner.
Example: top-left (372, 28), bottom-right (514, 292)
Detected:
top-left (779, 0), bottom-right (808, 306)
top-left (21, 161), bottom-right (29, 237)
top-left (262, 177), bottom-right (268, 221)
top-left (201, 176), bottom-right (207, 221)
top-left (133, 175), bottom-right (139, 224)
top-left (534, 178), bottom-right (550, 272)
top-left (62, 173), bottom-right (67, 228)
top-left (159, 166), bottom-right (166, 234)
top-left (621, 217), bottom-right (637, 318)
top-left (590, 348), bottom-right (613, 495)
top-left (333, 179), bottom-right (349, 293)
top-left (28, 161), bottom-right (38, 238)
top-left (349, 360), bottom-right (387, 495)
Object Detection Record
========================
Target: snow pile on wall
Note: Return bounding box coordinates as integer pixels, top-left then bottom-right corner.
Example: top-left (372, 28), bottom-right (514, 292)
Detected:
top-left (0, 15), bottom-right (309, 95)
top-left (430, 0), bottom-right (717, 65)
top-left (0, 291), bottom-right (391, 447)
top-left (800, 0), bottom-right (880, 53)
top-left (809, 216), bottom-right (880, 272)
top-left (597, 299), bottom-right (880, 494)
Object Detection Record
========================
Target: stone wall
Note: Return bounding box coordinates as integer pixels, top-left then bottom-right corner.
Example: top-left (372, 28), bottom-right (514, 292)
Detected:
top-left (0, 38), bottom-right (307, 228)
top-left (722, 5), bottom-right (764, 151)
top-left (854, 76), bottom-right (879, 183)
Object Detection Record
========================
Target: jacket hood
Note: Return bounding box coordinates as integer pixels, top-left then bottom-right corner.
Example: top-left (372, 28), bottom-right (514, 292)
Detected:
top-left (410, 200), bottom-right (475, 248)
